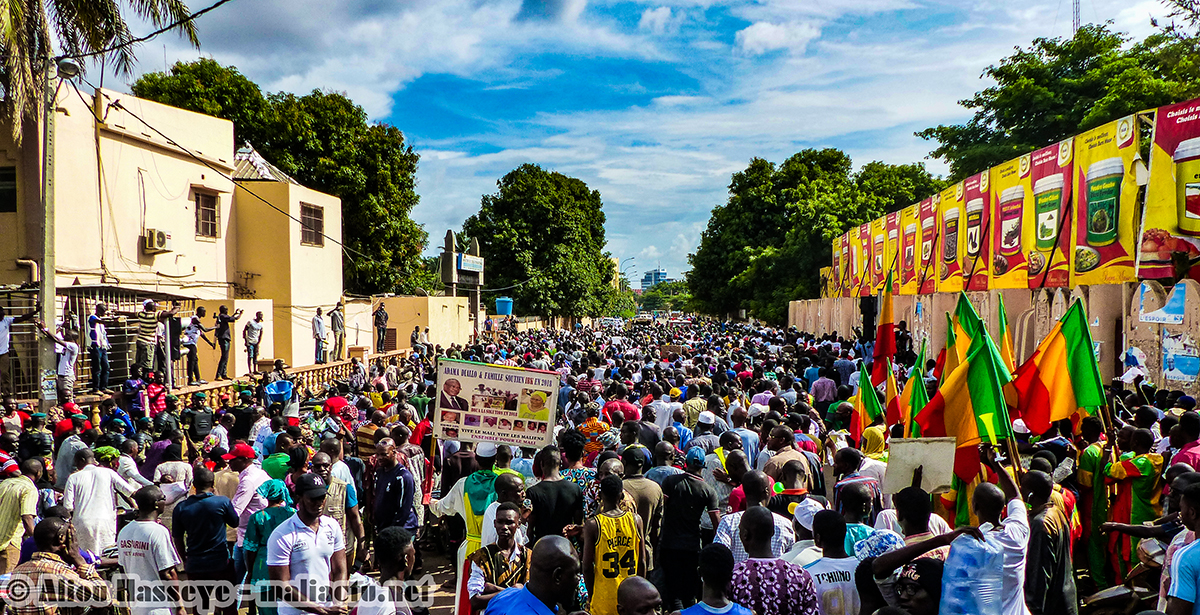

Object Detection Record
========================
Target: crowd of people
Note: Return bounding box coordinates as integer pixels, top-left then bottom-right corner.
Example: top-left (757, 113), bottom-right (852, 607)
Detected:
top-left (0, 316), bottom-right (1194, 615)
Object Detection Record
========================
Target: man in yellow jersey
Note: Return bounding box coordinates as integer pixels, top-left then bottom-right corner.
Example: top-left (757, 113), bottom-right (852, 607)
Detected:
top-left (582, 474), bottom-right (646, 615)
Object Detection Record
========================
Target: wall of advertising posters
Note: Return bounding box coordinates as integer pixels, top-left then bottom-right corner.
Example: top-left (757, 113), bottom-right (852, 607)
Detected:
top-left (434, 359), bottom-right (557, 448)
top-left (870, 217), bottom-right (888, 293)
top-left (900, 204), bottom-right (921, 294)
top-left (918, 197), bottom-right (938, 294)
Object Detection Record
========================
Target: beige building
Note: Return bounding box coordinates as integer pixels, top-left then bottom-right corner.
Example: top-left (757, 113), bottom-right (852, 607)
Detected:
top-left (0, 86), bottom-right (343, 397)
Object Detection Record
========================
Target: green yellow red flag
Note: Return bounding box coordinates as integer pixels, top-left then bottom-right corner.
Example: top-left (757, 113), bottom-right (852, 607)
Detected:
top-left (1011, 300), bottom-right (1105, 435)
top-left (850, 367), bottom-right (884, 442)
top-left (900, 339), bottom-right (929, 438)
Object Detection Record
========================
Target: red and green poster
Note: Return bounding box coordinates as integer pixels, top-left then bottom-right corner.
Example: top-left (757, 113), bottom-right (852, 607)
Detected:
top-left (963, 170), bottom-right (991, 290)
top-left (1140, 98), bottom-right (1200, 279)
top-left (1028, 139), bottom-right (1074, 288)
top-left (886, 211), bottom-right (901, 293)
top-left (1072, 115), bottom-right (1139, 285)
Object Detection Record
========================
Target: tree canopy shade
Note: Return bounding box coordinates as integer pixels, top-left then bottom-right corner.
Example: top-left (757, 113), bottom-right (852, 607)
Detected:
top-left (687, 149), bottom-right (944, 324)
top-left (917, 23), bottom-right (1200, 181)
top-left (1, 0), bottom-right (198, 142)
top-left (463, 164), bottom-right (615, 317)
top-left (132, 60), bottom-right (431, 295)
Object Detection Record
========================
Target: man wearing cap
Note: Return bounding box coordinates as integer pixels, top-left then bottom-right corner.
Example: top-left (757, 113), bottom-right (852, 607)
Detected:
top-left (130, 300), bottom-right (179, 376)
top-left (267, 472), bottom-right (348, 615)
top-left (783, 497), bottom-right (825, 567)
top-left (53, 413), bottom-right (92, 490)
top-left (182, 393), bottom-right (215, 459)
top-left (659, 446), bottom-right (720, 610)
top-left (225, 442), bottom-right (270, 585)
top-left (18, 412), bottom-right (53, 466)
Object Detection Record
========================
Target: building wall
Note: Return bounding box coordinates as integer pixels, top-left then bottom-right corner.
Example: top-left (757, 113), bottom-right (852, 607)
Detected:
top-left (53, 88), bottom-right (238, 297)
top-left (233, 182), bottom-right (342, 368)
top-left (375, 296), bottom-right (471, 351)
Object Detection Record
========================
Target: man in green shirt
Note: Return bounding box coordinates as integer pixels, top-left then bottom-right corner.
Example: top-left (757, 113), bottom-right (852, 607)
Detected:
top-left (1075, 416), bottom-right (1108, 587)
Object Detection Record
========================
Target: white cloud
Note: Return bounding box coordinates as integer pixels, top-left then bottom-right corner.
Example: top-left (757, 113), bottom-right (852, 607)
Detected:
top-left (735, 21), bottom-right (821, 55)
top-left (639, 7), bottom-right (675, 35)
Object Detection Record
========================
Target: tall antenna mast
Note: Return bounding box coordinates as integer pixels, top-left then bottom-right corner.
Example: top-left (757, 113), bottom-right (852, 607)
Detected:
top-left (1073, 0), bottom-right (1080, 35)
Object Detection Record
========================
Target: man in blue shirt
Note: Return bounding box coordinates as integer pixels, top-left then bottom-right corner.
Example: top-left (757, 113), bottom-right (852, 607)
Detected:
top-left (172, 466), bottom-right (239, 615)
top-left (485, 535), bottom-right (580, 615)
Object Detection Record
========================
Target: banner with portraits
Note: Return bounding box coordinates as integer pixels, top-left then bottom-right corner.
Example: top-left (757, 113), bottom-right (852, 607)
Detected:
top-left (434, 359), bottom-right (557, 449)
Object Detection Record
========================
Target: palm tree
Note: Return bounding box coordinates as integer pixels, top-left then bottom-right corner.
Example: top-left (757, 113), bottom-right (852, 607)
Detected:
top-left (1, 0), bottom-right (199, 141)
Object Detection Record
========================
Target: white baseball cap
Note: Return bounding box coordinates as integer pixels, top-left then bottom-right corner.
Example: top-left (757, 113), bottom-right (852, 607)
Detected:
top-left (792, 497), bottom-right (826, 532)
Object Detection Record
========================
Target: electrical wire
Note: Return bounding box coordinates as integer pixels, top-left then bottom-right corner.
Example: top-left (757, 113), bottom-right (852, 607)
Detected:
top-left (54, 0), bottom-right (238, 63)
top-left (77, 85), bottom-right (369, 264)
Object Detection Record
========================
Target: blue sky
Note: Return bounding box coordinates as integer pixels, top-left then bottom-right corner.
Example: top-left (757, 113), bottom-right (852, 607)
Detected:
top-left (128, 0), bottom-right (1170, 280)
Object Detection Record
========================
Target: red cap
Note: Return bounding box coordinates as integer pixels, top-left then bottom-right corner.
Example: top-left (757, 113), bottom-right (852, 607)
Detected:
top-left (222, 443), bottom-right (256, 460)
top-left (63, 402), bottom-right (79, 412)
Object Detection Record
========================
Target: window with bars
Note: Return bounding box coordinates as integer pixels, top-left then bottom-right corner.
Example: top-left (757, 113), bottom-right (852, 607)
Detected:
top-left (195, 192), bottom-right (218, 238)
top-left (301, 203), bottom-right (324, 246)
top-left (0, 167), bottom-right (16, 213)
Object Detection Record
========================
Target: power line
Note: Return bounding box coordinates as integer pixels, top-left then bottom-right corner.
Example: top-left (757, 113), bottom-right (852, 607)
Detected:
top-left (77, 84), bottom-right (370, 263)
top-left (54, 0), bottom-right (238, 63)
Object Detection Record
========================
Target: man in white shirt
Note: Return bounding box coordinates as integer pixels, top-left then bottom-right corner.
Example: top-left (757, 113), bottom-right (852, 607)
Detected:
top-left (804, 510), bottom-right (860, 615)
top-left (267, 473), bottom-right (348, 615)
top-left (64, 447), bottom-right (138, 555)
top-left (974, 445), bottom-right (1029, 615)
top-left (714, 471), bottom-right (794, 562)
top-left (117, 485), bottom-right (183, 615)
top-left (118, 440), bottom-right (154, 488)
top-left (354, 526), bottom-right (415, 615)
top-left (38, 321), bottom-right (79, 403)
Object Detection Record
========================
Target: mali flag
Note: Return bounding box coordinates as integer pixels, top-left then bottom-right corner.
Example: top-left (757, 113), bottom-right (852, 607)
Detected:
top-left (953, 293), bottom-right (985, 358)
top-left (850, 367), bottom-right (884, 442)
top-left (940, 313), bottom-right (958, 384)
top-left (900, 340), bottom-right (929, 438)
top-left (884, 358), bottom-right (902, 426)
top-left (997, 293), bottom-right (1018, 408)
top-left (1011, 300), bottom-right (1105, 435)
top-left (915, 334), bottom-right (1014, 483)
top-left (872, 270), bottom-right (896, 387)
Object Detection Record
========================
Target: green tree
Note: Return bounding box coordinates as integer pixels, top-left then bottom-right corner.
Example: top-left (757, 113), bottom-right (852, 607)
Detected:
top-left (639, 291), bottom-right (665, 312)
top-left (132, 61), bottom-right (426, 295)
top-left (688, 150), bottom-right (943, 323)
top-left (2, 0), bottom-right (198, 141)
top-left (918, 23), bottom-right (1200, 180)
top-left (463, 164), bottom-right (613, 317)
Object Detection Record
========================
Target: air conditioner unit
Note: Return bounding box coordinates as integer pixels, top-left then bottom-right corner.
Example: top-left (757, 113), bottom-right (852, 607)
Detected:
top-left (143, 229), bottom-right (173, 254)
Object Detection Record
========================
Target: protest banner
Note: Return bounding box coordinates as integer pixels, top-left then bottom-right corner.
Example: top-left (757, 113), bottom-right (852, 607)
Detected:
top-left (1140, 97), bottom-right (1200, 279)
top-left (990, 155), bottom-right (1031, 289)
top-left (1028, 139), bottom-right (1074, 288)
top-left (881, 437), bottom-right (958, 494)
top-left (434, 358), bottom-right (557, 449)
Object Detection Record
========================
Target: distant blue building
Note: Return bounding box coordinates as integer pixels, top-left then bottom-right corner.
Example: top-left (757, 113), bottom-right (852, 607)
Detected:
top-left (640, 268), bottom-right (673, 291)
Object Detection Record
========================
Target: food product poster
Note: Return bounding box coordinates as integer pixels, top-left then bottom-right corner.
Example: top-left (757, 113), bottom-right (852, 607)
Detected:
top-left (1072, 115), bottom-right (1139, 285)
top-left (859, 222), bottom-right (873, 297)
top-left (871, 216), bottom-right (889, 292)
top-left (850, 226), bottom-right (864, 295)
top-left (830, 236), bottom-right (841, 298)
top-left (1140, 97), bottom-right (1200, 279)
top-left (990, 156), bottom-right (1031, 289)
top-left (844, 231), bottom-right (854, 296)
top-left (900, 204), bottom-right (921, 294)
top-left (962, 170), bottom-right (992, 290)
top-left (886, 211), bottom-right (902, 293)
top-left (936, 185), bottom-right (965, 293)
top-left (434, 358), bottom-right (557, 448)
top-left (918, 197), bottom-right (939, 294)
top-left (1027, 139), bottom-right (1074, 288)
top-left (1163, 331), bottom-right (1200, 384)
top-left (819, 266), bottom-right (833, 298)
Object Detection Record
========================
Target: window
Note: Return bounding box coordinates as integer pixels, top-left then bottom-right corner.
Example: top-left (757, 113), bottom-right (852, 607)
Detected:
top-left (0, 167), bottom-right (15, 213)
top-left (301, 203), bottom-right (324, 246)
top-left (195, 192), bottom-right (218, 238)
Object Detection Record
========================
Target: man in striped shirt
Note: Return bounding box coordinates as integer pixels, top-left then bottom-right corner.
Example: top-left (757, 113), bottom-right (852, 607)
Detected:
top-left (132, 300), bottom-right (178, 377)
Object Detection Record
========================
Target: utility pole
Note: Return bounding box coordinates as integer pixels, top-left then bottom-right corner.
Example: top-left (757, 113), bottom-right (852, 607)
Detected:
top-left (38, 59), bottom-right (58, 412)
top-left (1073, 0), bottom-right (1080, 35)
